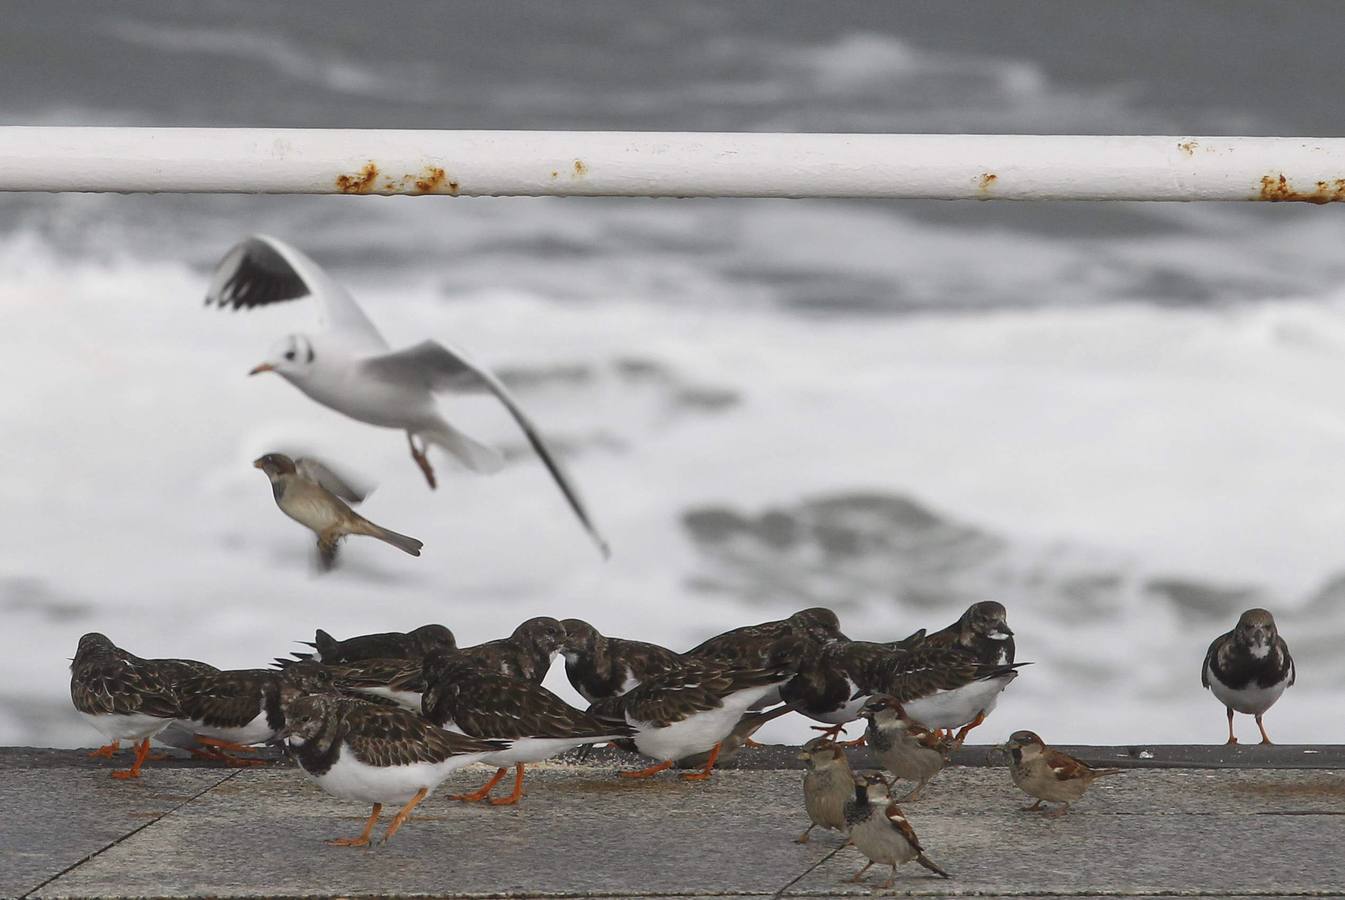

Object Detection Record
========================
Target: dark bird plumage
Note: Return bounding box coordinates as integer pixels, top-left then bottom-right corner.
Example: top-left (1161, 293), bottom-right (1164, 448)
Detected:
top-left (1202, 608), bottom-right (1295, 745)
top-left (559, 618), bottom-right (683, 704)
top-left (844, 772), bottom-right (950, 884)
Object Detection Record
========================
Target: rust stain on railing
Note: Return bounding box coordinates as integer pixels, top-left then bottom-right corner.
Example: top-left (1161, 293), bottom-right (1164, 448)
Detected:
top-left (1257, 173), bottom-right (1345, 204)
top-left (977, 172), bottom-right (998, 196)
top-left (335, 162), bottom-right (379, 194)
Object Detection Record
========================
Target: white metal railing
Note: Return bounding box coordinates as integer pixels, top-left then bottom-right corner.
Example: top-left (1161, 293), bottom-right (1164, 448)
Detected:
top-left (1, 127), bottom-right (1344, 202)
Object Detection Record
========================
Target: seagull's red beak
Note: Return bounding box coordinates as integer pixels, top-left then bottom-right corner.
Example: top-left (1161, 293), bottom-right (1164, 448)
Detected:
top-left (249, 362), bottom-right (275, 376)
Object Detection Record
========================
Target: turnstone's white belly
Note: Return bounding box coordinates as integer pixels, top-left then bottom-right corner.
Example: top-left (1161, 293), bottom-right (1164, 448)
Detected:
top-left (481, 736), bottom-right (592, 766)
top-left (1206, 665), bottom-right (1287, 715)
top-left (184, 709), bottom-right (275, 746)
top-left (800, 680), bottom-right (869, 725)
top-left (903, 673), bottom-right (1016, 730)
top-left (80, 711), bottom-right (170, 743)
top-left (632, 684), bottom-right (778, 760)
top-left (301, 747), bottom-right (471, 805)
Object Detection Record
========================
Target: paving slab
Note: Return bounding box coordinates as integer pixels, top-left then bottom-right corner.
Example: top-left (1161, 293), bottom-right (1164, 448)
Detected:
top-left (7, 748), bottom-right (1345, 898)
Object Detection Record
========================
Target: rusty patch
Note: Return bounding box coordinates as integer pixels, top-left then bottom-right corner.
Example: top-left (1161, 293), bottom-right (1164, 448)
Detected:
top-left (335, 162), bottom-right (379, 194)
top-left (414, 166), bottom-right (447, 194)
top-left (572, 159), bottom-right (588, 177)
top-left (977, 172), bottom-right (997, 194)
top-left (551, 170), bottom-right (559, 178)
top-left (1177, 140), bottom-right (1198, 156)
top-left (1234, 777), bottom-right (1345, 799)
top-left (1257, 173), bottom-right (1345, 204)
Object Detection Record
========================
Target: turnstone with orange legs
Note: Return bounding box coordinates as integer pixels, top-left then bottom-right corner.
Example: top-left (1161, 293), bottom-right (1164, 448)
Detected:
top-left (1202, 608), bottom-right (1295, 745)
top-left (559, 618), bottom-right (682, 704)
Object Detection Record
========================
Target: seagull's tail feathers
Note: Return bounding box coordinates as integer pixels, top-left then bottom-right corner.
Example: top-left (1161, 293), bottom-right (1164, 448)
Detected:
top-left (420, 422), bottom-right (505, 474)
top-left (357, 519), bottom-right (424, 558)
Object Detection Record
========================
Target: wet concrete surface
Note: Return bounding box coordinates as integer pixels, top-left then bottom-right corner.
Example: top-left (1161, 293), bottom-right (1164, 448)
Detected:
top-left (5, 746), bottom-right (1344, 898)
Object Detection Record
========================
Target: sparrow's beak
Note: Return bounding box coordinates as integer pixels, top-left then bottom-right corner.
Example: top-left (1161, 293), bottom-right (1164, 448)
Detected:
top-left (249, 362), bottom-right (275, 376)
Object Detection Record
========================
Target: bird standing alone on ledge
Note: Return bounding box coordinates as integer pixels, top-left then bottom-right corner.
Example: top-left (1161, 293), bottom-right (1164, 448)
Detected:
top-left (253, 453), bottom-right (423, 570)
top-left (1202, 608), bottom-right (1295, 745)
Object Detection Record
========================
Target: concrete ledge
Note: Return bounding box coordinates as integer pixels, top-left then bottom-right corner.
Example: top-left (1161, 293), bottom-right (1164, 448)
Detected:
top-left (7, 747), bottom-right (1345, 898)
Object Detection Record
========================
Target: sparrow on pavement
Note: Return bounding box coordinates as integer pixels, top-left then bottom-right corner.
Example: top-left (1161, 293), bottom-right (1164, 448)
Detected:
top-left (843, 772), bottom-right (950, 885)
top-left (282, 693), bottom-right (508, 846)
top-left (860, 696), bottom-right (953, 801)
top-left (207, 234), bottom-right (609, 557)
top-left (1202, 608), bottom-right (1295, 745)
top-left (1001, 730), bottom-right (1122, 816)
top-left (795, 735), bottom-right (856, 844)
top-left (254, 452), bottom-right (422, 570)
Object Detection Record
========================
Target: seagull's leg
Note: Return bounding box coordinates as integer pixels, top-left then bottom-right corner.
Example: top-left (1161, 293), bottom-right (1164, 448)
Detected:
top-left (88, 740), bottom-right (120, 759)
top-left (408, 432), bottom-right (437, 489)
top-left (382, 789), bottom-right (429, 843)
top-left (451, 767), bottom-right (507, 802)
top-left (1225, 707), bottom-right (1238, 745)
top-left (680, 742), bottom-right (722, 781)
top-left (327, 804), bottom-right (381, 847)
top-left (1255, 713), bottom-right (1273, 745)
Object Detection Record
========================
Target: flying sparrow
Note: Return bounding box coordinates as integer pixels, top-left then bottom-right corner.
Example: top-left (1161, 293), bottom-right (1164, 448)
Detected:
top-left (860, 696), bottom-right (953, 801)
top-left (843, 772), bottom-right (950, 885)
top-left (282, 694), bottom-right (508, 846)
top-left (1001, 729), bottom-right (1122, 816)
top-left (207, 234), bottom-right (609, 557)
top-left (795, 735), bottom-right (856, 844)
top-left (420, 652), bottom-right (632, 805)
top-left (253, 452), bottom-right (423, 570)
top-left (1202, 608), bottom-right (1295, 745)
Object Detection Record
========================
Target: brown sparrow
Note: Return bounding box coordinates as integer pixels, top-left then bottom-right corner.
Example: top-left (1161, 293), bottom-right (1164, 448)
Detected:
top-left (1001, 730), bottom-right (1122, 816)
top-left (860, 696), bottom-right (953, 801)
top-left (796, 735), bottom-right (856, 844)
top-left (253, 453), bottom-right (422, 570)
top-left (843, 772), bottom-right (950, 885)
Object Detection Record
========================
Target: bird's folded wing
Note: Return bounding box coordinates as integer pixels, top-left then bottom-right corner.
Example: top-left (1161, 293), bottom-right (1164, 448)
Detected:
top-left (204, 234), bottom-right (387, 350)
top-left (295, 457), bottom-right (371, 504)
top-left (360, 340), bottom-right (610, 558)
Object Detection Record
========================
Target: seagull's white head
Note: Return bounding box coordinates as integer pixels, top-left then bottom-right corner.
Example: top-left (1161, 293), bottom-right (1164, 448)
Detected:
top-left (249, 334), bottom-right (317, 380)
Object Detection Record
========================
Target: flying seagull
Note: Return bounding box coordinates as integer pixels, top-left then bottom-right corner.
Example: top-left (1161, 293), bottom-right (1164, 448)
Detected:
top-left (205, 234), bottom-right (609, 558)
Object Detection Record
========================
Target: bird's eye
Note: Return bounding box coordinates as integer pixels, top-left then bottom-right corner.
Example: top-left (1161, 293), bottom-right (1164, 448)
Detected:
top-left (284, 350), bottom-right (296, 361)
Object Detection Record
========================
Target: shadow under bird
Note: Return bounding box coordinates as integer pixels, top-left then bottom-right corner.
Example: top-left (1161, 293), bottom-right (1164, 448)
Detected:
top-left (69, 633), bottom-right (211, 779)
top-left (254, 453), bottom-right (423, 571)
top-left (282, 694), bottom-right (509, 847)
top-left (206, 234), bottom-right (609, 558)
top-left (1000, 729), bottom-right (1122, 817)
top-left (1202, 608), bottom-right (1295, 745)
top-left (795, 735), bottom-right (856, 844)
top-left (844, 772), bottom-right (950, 885)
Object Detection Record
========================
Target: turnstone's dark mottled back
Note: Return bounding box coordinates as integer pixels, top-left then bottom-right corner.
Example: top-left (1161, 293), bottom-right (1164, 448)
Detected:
top-left (589, 636), bottom-right (805, 781)
top-left (1001, 729), bottom-right (1122, 816)
top-left (69, 633), bottom-right (193, 779)
top-left (457, 616), bottom-right (568, 683)
top-left (559, 618), bottom-right (683, 704)
top-left (1202, 608), bottom-right (1295, 744)
top-left (173, 661), bottom-right (336, 759)
top-left (865, 644), bottom-right (1027, 739)
top-left (283, 694), bottom-right (509, 846)
top-left (313, 657), bottom-right (427, 711)
top-left (844, 772), bottom-right (950, 885)
top-left (860, 696), bottom-right (953, 801)
top-left (795, 735), bottom-right (855, 844)
top-left (684, 608), bottom-right (845, 709)
top-left (780, 639), bottom-right (898, 741)
top-left (420, 652), bottom-right (632, 805)
top-left (287, 624), bottom-right (455, 665)
top-left (904, 601), bottom-right (1015, 666)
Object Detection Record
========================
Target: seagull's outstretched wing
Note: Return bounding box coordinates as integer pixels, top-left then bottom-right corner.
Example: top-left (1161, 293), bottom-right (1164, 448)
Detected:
top-left (361, 340), bottom-right (611, 559)
top-left (204, 235), bottom-right (387, 350)
top-left (295, 457), bottom-right (371, 504)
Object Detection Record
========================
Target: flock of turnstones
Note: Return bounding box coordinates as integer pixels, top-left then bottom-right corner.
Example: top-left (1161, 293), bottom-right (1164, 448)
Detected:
top-left (70, 602), bottom-right (1294, 886)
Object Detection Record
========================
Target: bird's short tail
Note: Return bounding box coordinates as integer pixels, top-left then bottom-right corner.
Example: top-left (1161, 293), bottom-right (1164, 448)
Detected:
top-left (917, 854), bottom-right (951, 879)
top-left (361, 522), bottom-right (424, 557)
top-left (1090, 767), bottom-right (1125, 779)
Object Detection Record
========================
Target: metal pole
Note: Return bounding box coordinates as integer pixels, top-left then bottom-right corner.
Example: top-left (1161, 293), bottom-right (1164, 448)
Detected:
top-left (1, 127), bottom-right (1344, 201)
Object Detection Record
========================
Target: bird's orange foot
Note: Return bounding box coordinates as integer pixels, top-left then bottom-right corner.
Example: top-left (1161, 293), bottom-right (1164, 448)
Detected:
top-left (110, 768), bottom-right (141, 780)
top-left (810, 724), bottom-right (847, 741)
top-left (451, 767), bottom-right (507, 802)
top-left (196, 737), bottom-right (258, 754)
top-left (679, 769), bottom-right (714, 781)
top-left (679, 742), bottom-right (722, 781)
top-left (324, 836), bottom-right (371, 848)
top-left (88, 741), bottom-right (120, 759)
top-left (837, 735), bottom-right (867, 749)
top-left (743, 737), bottom-right (766, 749)
top-left (619, 760), bottom-right (673, 779)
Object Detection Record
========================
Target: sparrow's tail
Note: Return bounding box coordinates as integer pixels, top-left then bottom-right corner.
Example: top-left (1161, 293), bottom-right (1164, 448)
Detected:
top-left (419, 422), bottom-right (505, 474)
top-left (1089, 767), bottom-right (1125, 779)
top-left (359, 520), bottom-right (424, 557)
top-left (916, 854), bottom-right (951, 879)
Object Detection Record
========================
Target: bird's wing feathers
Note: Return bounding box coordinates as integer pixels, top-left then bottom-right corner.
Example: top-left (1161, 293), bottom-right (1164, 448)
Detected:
top-left (884, 803), bottom-right (925, 851)
top-left (294, 457), bottom-right (370, 504)
top-left (204, 235), bottom-right (386, 349)
top-left (360, 340), bottom-right (610, 558)
top-left (1043, 747), bottom-right (1094, 781)
top-left (1200, 632), bottom-right (1227, 689)
top-left (341, 703), bottom-right (505, 766)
